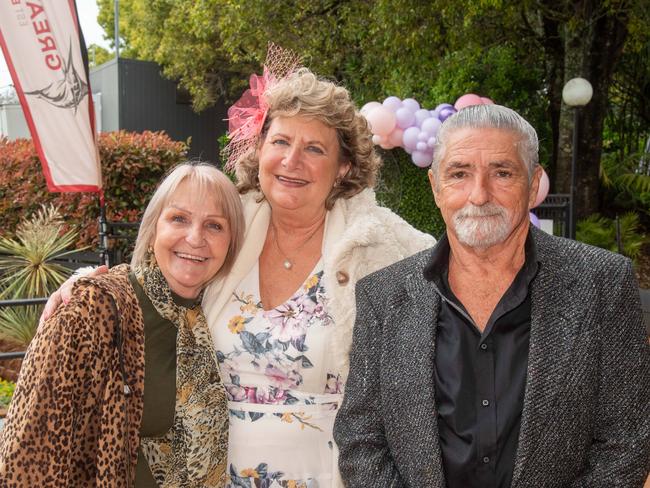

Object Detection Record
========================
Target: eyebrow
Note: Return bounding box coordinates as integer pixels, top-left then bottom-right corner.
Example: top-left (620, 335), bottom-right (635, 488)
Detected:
top-left (168, 204), bottom-right (225, 219)
top-left (271, 132), bottom-right (326, 147)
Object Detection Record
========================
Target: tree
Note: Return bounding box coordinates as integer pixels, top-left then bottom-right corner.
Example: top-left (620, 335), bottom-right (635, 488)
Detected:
top-left (87, 43), bottom-right (113, 67)
top-left (96, 0), bottom-right (648, 220)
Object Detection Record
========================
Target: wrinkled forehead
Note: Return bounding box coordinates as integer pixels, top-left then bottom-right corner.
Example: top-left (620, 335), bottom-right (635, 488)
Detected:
top-left (440, 127), bottom-right (525, 167)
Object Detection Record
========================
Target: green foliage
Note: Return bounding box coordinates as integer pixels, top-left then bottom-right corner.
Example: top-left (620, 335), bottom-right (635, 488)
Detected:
top-left (88, 43), bottom-right (113, 67)
top-left (0, 205), bottom-right (80, 299)
top-left (0, 205), bottom-right (84, 347)
top-left (0, 131), bottom-right (188, 248)
top-left (576, 212), bottom-right (646, 260)
top-left (0, 379), bottom-right (15, 409)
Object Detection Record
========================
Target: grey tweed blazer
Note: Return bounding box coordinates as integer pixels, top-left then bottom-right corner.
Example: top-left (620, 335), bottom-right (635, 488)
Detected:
top-left (334, 227), bottom-right (650, 488)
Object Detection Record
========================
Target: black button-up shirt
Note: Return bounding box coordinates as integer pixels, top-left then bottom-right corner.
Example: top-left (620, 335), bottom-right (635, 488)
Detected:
top-left (423, 233), bottom-right (539, 488)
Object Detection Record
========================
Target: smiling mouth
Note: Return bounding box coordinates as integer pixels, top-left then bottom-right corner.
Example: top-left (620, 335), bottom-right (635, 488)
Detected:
top-left (276, 175), bottom-right (309, 185)
top-left (174, 252), bottom-right (208, 263)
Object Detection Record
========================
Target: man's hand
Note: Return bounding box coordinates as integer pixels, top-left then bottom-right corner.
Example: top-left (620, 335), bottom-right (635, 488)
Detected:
top-left (39, 265), bottom-right (108, 325)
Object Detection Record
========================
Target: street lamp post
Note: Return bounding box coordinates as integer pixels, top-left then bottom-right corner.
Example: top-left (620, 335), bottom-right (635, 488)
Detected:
top-left (562, 77), bottom-right (593, 239)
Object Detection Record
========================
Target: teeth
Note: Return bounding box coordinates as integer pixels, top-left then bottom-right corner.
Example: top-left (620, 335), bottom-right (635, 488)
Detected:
top-left (175, 252), bottom-right (207, 262)
top-left (277, 175), bottom-right (307, 184)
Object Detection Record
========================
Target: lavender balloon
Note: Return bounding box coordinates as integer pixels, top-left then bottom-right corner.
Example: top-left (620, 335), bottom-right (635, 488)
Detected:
top-left (414, 109), bottom-right (430, 127)
top-left (416, 141), bottom-right (428, 152)
top-left (411, 150), bottom-right (433, 168)
top-left (421, 117), bottom-right (442, 136)
top-left (382, 96), bottom-right (402, 112)
top-left (402, 98), bottom-right (420, 112)
top-left (438, 106), bottom-right (457, 122)
top-left (427, 137), bottom-right (437, 148)
top-left (395, 107), bottom-right (416, 129)
top-left (402, 126), bottom-right (421, 151)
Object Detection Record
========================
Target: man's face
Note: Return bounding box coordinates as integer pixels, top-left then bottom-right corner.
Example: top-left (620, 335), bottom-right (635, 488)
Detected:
top-left (428, 127), bottom-right (541, 249)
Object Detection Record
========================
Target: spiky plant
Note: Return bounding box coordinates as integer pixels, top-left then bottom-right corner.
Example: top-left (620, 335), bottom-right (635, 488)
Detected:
top-left (0, 205), bottom-right (84, 346)
top-left (576, 212), bottom-right (646, 261)
top-left (0, 205), bottom-right (81, 299)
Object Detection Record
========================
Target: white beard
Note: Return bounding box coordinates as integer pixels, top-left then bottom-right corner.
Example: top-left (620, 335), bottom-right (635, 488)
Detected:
top-left (452, 203), bottom-right (511, 249)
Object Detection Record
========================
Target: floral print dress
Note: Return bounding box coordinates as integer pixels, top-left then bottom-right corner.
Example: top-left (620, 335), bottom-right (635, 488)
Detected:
top-left (214, 259), bottom-right (344, 488)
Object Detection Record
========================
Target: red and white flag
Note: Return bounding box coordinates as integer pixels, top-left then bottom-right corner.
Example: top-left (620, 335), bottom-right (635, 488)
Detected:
top-left (0, 0), bottom-right (101, 192)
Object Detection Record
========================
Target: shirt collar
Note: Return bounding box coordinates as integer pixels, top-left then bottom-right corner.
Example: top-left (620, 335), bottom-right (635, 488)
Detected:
top-left (423, 228), bottom-right (540, 289)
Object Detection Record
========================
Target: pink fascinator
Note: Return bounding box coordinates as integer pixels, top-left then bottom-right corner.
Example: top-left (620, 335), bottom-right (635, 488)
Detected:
top-left (223, 42), bottom-right (302, 170)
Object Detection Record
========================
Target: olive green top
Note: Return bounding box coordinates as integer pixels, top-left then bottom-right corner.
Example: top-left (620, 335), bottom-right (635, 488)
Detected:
top-left (129, 272), bottom-right (198, 487)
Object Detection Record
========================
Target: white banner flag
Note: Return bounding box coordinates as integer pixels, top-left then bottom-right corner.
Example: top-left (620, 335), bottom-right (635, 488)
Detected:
top-left (0, 0), bottom-right (102, 192)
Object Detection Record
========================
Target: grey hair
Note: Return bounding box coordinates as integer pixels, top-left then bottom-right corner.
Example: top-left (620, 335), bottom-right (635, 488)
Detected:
top-left (131, 162), bottom-right (245, 281)
top-left (431, 104), bottom-right (539, 180)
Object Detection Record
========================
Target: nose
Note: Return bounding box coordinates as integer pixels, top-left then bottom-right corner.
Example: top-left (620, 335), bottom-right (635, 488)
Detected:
top-left (186, 224), bottom-right (206, 247)
top-left (282, 144), bottom-right (302, 170)
top-left (468, 172), bottom-right (490, 206)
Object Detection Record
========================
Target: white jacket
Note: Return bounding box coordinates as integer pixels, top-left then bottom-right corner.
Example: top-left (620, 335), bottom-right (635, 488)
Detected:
top-left (202, 188), bottom-right (436, 381)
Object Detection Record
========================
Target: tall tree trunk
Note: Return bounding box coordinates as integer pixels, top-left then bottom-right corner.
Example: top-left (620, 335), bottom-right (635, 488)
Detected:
top-left (552, 1), bottom-right (628, 218)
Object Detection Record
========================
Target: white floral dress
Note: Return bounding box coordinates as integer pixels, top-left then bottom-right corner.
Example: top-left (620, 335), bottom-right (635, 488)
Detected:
top-left (214, 259), bottom-right (344, 488)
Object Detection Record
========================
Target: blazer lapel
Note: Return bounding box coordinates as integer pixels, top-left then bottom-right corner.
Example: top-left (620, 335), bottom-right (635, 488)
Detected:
top-left (399, 268), bottom-right (446, 484)
top-left (510, 246), bottom-right (582, 487)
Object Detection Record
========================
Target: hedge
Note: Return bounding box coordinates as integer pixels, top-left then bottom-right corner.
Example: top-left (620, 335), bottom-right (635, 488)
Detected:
top-left (0, 132), bottom-right (444, 248)
top-left (0, 131), bottom-right (188, 247)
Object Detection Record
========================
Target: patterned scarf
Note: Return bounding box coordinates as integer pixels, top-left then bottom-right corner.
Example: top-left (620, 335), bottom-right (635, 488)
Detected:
top-left (133, 264), bottom-right (228, 487)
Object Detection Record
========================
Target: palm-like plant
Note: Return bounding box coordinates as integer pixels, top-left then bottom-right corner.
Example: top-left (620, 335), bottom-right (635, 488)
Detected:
top-left (0, 205), bottom-right (84, 346)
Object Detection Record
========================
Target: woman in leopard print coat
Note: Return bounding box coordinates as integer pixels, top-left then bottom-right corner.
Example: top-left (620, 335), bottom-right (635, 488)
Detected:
top-left (0, 163), bottom-right (244, 487)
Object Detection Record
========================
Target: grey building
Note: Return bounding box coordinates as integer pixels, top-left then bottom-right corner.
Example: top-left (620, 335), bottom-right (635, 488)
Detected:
top-left (1, 57), bottom-right (228, 164)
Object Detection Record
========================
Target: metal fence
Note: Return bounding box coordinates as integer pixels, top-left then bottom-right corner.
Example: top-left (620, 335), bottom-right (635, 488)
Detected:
top-left (0, 220), bottom-right (140, 363)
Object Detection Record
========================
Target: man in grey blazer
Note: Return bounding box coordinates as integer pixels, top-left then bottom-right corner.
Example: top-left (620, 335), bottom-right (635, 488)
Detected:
top-left (334, 104), bottom-right (650, 487)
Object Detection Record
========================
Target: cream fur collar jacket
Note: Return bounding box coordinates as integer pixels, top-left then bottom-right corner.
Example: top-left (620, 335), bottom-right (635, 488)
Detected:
top-left (202, 188), bottom-right (436, 380)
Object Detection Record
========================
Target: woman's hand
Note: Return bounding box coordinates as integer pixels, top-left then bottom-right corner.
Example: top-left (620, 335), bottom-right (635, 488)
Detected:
top-left (39, 265), bottom-right (109, 325)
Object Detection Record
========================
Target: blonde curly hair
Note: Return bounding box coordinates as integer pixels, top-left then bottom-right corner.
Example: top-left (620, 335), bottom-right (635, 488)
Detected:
top-left (234, 68), bottom-right (382, 210)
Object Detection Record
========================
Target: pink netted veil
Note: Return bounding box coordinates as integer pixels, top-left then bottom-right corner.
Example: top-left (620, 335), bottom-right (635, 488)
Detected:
top-left (222, 42), bottom-right (302, 171)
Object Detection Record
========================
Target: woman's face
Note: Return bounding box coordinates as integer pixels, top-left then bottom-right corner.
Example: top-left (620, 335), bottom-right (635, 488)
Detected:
top-left (257, 115), bottom-right (350, 215)
top-left (152, 180), bottom-right (231, 298)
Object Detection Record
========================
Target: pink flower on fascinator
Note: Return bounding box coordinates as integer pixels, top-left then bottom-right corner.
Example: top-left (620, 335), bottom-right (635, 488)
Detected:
top-left (223, 43), bottom-right (302, 170)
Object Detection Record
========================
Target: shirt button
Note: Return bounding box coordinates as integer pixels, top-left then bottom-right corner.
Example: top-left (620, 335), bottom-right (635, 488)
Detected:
top-left (482, 399), bottom-right (490, 407)
top-left (480, 343), bottom-right (488, 350)
top-left (482, 456), bottom-right (490, 464)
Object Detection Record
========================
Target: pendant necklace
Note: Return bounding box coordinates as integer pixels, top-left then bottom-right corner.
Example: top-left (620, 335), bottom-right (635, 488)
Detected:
top-left (271, 221), bottom-right (323, 270)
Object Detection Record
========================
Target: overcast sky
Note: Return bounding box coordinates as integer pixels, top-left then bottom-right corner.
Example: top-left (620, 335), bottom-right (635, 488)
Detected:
top-left (0, 0), bottom-right (110, 89)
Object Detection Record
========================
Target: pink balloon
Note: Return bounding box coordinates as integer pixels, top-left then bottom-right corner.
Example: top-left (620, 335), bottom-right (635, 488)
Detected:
top-left (382, 96), bottom-right (402, 112)
top-left (361, 101), bottom-right (381, 115)
top-left (533, 169), bottom-right (550, 208)
top-left (365, 106), bottom-right (396, 136)
top-left (454, 93), bottom-right (483, 111)
top-left (480, 97), bottom-right (494, 105)
top-left (380, 140), bottom-right (395, 150)
top-left (388, 128), bottom-right (404, 147)
top-left (529, 212), bottom-right (540, 228)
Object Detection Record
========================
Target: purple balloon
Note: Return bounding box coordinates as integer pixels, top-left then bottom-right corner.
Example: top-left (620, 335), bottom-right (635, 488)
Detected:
top-left (421, 117), bottom-right (442, 135)
top-left (418, 131), bottom-right (429, 142)
top-left (438, 106), bottom-right (457, 122)
top-left (430, 108), bottom-right (441, 118)
top-left (395, 107), bottom-right (416, 129)
top-left (382, 96), bottom-right (402, 112)
top-left (402, 98), bottom-right (420, 112)
top-left (402, 126), bottom-right (421, 151)
top-left (435, 103), bottom-right (454, 110)
top-left (414, 109), bottom-right (430, 127)
top-left (427, 137), bottom-right (437, 148)
top-left (529, 212), bottom-right (540, 228)
top-left (411, 150), bottom-right (433, 168)
top-left (416, 141), bottom-right (428, 151)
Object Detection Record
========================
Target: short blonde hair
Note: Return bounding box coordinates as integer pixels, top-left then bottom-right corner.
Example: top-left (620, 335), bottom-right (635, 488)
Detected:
top-left (131, 162), bottom-right (244, 281)
top-left (235, 68), bottom-right (382, 209)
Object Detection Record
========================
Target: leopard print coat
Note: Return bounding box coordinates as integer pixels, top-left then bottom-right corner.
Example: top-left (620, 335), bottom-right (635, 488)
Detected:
top-left (0, 270), bottom-right (145, 487)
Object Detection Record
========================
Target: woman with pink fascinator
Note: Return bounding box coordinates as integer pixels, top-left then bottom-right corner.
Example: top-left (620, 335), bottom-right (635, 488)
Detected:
top-left (42, 43), bottom-right (435, 487)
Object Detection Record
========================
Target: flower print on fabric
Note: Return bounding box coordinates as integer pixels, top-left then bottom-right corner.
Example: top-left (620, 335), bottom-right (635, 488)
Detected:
top-left (218, 270), bottom-right (333, 408)
top-left (228, 462), bottom-right (317, 488)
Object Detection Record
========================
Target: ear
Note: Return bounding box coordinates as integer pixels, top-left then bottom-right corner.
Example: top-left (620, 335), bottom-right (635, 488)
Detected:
top-left (338, 161), bottom-right (351, 180)
top-left (428, 169), bottom-right (441, 206)
top-left (528, 165), bottom-right (543, 209)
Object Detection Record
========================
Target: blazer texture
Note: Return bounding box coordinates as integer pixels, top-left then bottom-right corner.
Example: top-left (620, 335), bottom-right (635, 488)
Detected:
top-left (334, 227), bottom-right (650, 488)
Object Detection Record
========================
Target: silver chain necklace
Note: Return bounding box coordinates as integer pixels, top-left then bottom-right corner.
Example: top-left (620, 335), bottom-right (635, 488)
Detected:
top-left (271, 221), bottom-right (323, 270)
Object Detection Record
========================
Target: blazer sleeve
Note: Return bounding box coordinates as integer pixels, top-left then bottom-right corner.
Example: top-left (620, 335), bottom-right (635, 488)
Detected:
top-left (570, 259), bottom-right (650, 487)
top-left (0, 283), bottom-right (112, 485)
top-left (333, 279), bottom-right (405, 488)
